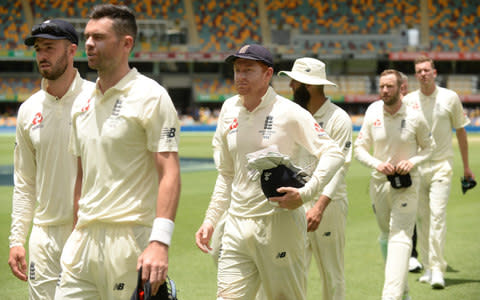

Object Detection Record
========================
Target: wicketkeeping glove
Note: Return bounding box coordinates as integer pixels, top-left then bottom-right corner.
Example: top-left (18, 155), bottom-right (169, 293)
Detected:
top-left (461, 177), bottom-right (476, 194)
top-left (131, 267), bottom-right (178, 300)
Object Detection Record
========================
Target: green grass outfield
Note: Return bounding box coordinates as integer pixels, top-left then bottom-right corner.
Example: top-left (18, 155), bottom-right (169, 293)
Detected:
top-left (0, 132), bottom-right (479, 299)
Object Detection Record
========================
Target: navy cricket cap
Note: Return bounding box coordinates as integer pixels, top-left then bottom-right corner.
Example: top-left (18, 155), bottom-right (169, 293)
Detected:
top-left (260, 165), bottom-right (305, 198)
top-left (25, 19), bottom-right (79, 46)
top-left (225, 44), bottom-right (274, 67)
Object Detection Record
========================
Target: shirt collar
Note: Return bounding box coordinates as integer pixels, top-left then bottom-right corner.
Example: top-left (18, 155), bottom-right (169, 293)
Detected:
top-left (383, 100), bottom-right (407, 117)
top-left (237, 86), bottom-right (277, 112)
top-left (95, 68), bottom-right (139, 96)
top-left (41, 69), bottom-right (82, 101)
top-left (313, 97), bottom-right (332, 118)
top-left (419, 85), bottom-right (438, 99)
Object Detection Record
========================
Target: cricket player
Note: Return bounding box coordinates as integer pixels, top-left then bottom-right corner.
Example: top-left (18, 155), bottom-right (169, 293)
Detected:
top-left (55, 5), bottom-right (181, 299)
top-left (398, 72), bottom-right (423, 273)
top-left (278, 57), bottom-right (352, 300)
top-left (355, 69), bottom-right (434, 300)
top-left (195, 44), bottom-right (345, 300)
top-left (403, 56), bottom-right (475, 288)
top-left (8, 19), bottom-right (94, 299)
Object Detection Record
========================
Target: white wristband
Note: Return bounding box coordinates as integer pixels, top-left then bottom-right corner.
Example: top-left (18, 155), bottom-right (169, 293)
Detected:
top-left (149, 218), bottom-right (175, 246)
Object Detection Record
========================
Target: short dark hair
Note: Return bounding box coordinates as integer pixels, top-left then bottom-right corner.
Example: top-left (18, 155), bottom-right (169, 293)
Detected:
top-left (414, 55), bottom-right (435, 69)
top-left (380, 69), bottom-right (402, 87)
top-left (89, 4), bottom-right (137, 44)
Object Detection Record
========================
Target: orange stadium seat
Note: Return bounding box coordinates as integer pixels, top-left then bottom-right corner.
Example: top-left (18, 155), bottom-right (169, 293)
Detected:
top-left (194, 0), bottom-right (261, 52)
top-left (0, 77), bottom-right (41, 102)
top-left (428, 1), bottom-right (479, 52)
top-left (2, 0), bottom-right (480, 53)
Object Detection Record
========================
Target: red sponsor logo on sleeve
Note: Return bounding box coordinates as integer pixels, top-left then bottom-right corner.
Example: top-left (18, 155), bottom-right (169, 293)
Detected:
top-left (373, 119), bottom-right (382, 127)
top-left (314, 122), bottom-right (325, 133)
top-left (32, 112), bottom-right (43, 125)
top-left (229, 118), bottom-right (238, 130)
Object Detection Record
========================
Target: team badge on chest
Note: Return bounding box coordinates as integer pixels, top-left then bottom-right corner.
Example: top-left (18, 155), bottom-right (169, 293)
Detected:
top-left (259, 115), bottom-right (276, 139)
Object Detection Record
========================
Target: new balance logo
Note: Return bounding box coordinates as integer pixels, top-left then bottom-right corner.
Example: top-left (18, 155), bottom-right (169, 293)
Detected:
top-left (323, 232), bottom-right (331, 237)
top-left (113, 283), bottom-right (125, 290)
top-left (162, 128), bottom-right (177, 138)
top-left (276, 252), bottom-right (287, 259)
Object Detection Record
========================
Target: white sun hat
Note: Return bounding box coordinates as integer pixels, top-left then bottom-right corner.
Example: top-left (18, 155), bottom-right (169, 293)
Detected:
top-left (278, 57), bottom-right (337, 86)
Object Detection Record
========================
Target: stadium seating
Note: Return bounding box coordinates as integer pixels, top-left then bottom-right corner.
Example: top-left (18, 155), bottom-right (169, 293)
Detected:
top-left (193, 78), bottom-right (236, 102)
top-left (2, 0), bottom-right (480, 53)
top-left (446, 75), bottom-right (478, 96)
top-left (428, 1), bottom-right (480, 52)
top-left (192, 1), bottom-right (261, 52)
top-left (0, 1), bottom-right (29, 50)
top-left (0, 76), bottom-right (41, 102)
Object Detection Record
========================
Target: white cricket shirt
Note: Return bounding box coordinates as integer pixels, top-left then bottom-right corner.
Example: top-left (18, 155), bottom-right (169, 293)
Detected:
top-left (298, 99), bottom-right (352, 203)
top-left (10, 71), bottom-right (95, 247)
top-left (354, 100), bottom-right (434, 180)
top-left (70, 68), bottom-right (179, 228)
top-left (403, 86), bottom-right (470, 161)
top-left (204, 87), bottom-right (345, 227)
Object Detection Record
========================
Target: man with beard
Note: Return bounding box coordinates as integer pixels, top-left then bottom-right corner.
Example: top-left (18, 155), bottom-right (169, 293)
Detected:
top-left (195, 45), bottom-right (344, 299)
top-left (403, 56), bottom-right (475, 289)
top-left (8, 19), bottom-right (94, 299)
top-left (354, 69), bottom-right (434, 300)
top-left (277, 57), bottom-right (352, 300)
top-left (55, 5), bottom-right (181, 299)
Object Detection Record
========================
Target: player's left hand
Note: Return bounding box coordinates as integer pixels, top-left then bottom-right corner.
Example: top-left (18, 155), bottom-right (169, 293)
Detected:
top-left (137, 241), bottom-right (169, 296)
top-left (395, 160), bottom-right (413, 175)
top-left (269, 187), bottom-right (303, 209)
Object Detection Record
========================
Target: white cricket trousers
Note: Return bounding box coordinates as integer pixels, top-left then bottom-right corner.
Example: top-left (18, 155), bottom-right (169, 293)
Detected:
top-left (305, 199), bottom-right (347, 300)
top-left (217, 209), bottom-right (308, 300)
top-left (28, 224), bottom-right (71, 300)
top-left (55, 223), bottom-right (150, 300)
top-left (370, 176), bottom-right (418, 300)
top-left (417, 159), bottom-right (452, 273)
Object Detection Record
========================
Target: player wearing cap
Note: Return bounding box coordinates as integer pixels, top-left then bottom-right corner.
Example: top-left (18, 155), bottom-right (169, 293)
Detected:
top-left (278, 57), bottom-right (352, 300)
top-left (55, 5), bottom-right (180, 300)
top-left (7, 19), bottom-right (94, 299)
top-left (403, 56), bottom-right (475, 289)
top-left (195, 45), bottom-right (345, 300)
top-left (355, 69), bottom-right (434, 300)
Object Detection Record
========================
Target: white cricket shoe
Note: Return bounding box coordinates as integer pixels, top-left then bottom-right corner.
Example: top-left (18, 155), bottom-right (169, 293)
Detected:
top-left (419, 269), bottom-right (432, 284)
top-left (409, 257), bottom-right (423, 273)
top-left (431, 270), bottom-right (445, 289)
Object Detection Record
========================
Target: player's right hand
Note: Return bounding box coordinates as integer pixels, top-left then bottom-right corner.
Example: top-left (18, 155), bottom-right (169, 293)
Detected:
top-left (8, 246), bottom-right (27, 281)
top-left (195, 223), bottom-right (214, 253)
